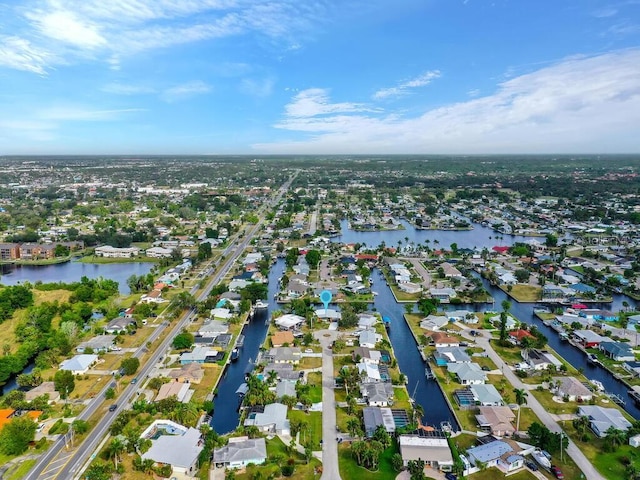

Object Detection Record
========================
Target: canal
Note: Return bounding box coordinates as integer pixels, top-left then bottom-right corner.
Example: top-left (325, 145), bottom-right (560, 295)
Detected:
top-left (211, 258), bottom-right (285, 434)
top-left (372, 268), bottom-right (460, 431)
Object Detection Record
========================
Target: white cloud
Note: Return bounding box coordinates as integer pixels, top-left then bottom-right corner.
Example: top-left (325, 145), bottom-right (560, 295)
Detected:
top-left (284, 88), bottom-right (374, 118)
top-left (373, 70), bottom-right (441, 99)
top-left (256, 49), bottom-right (640, 153)
top-left (160, 81), bottom-right (212, 102)
top-left (1, 0), bottom-right (332, 74)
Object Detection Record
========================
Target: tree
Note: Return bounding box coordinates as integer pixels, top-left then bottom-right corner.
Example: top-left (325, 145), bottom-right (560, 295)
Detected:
top-left (240, 283), bottom-right (268, 303)
top-left (106, 437), bottom-right (126, 469)
top-left (120, 357), bottom-right (140, 376)
top-left (54, 369), bottom-right (75, 398)
top-left (513, 388), bottom-right (528, 432)
top-left (407, 458), bottom-right (426, 480)
top-left (346, 417), bottom-right (363, 439)
top-left (105, 387), bottom-right (116, 400)
top-left (372, 425), bottom-right (391, 448)
top-left (173, 330), bottom-right (195, 349)
top-left (499, 299), bottom-right (512, 344)
top-left (391, 452), bottom-right (404, 472)
top-left (545, 234), bottom-right (558, 248)
top-left (515, 269), bottom-right (530, 283)
top-left (604, 427), bottom-right (627, 451)
top-left (305, 250), bottom-right (321, 269)
top-left (0, 416), bottom-right (37, 455)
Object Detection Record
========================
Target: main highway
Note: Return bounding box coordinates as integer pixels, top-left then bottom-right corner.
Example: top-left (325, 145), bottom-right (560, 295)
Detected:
top-left (25, 172), bottom-right (297, 480)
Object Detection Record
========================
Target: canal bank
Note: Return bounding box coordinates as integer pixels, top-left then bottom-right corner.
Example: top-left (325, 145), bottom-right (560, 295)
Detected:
top-left (210, 258), bottom-right (285, 434)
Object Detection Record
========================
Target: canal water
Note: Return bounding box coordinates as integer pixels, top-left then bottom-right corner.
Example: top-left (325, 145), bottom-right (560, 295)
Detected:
top-left (0, 260), bottom-right (154, 294)
top-left (211, 258), bottom-right (285, 434)
top-left (372, 268), bottom-right (460, 430)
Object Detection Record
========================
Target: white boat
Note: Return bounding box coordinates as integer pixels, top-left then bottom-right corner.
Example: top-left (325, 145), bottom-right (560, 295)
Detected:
top-left (531, 449), bottom-right (551, 470)
top-left (254, 300), bottom-right (269, 309)
top-left (372, 291), bottom-right (379, 296)
top-left (591, 379), bottom-right (604, 392)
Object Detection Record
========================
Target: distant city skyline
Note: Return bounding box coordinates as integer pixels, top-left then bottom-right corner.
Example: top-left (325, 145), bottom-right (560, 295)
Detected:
top-left (1, 0), bottom-right (639, 155)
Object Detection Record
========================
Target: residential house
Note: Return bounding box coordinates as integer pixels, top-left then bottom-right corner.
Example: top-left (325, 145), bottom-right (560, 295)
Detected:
top-left (522, 349), bottom-right (563, 371)
top-left (488, 314), bottom-right (518, 331)
top-left (287, 282), bottom-right (307, 298)
top-left (357, 362), bottom-right (382, 383)
top-left (363, 407), bottom-right (396, 437)
top-left (360, 382), bottom-right (394, 406)
top-left (271, 331), bottom-right (295, 348)
top-left (140, 420), bottom-right (203, 477)
top-left (429, 288), bottom-right (457, 302)
top-left (554, 376), bottom-right (593, 402)
top-left (573, 330), bottom-right (605, 348)
top-left (600, 341), bottom-right (636, 362)
top-left (244, 403), bottom-right (290, 435)
top-left (213, 437), bottom-right (267, 469)
top-left (274, 314), bottom-right (305, 331)
top-left (447, 309), bottom-right (479, 324)
top-left (433, 346), bottom-right (471, 366)
top-left (19, 243), bottom-right (55, 260)
top-left (509, 329), bottom-right (535, 346)
top-left (623, 361), bottom-right (640, 377)
top-left (94, 245), bottom-right (140, 258)
top-left (168, 363), bottom-right (205, 384)
top-left (104, 317), bottom-right (134, 334)
top-left (469, 384), bottom-right (504, 406)
top-left (476, 406), bottom-right (516, 436)
top-left (357, 314), bottom-right (378, 329)
top-left (145, 246), bottom-right (173, 258)
top-left (399, 433), bottom-right (454, 471)
top-left (441, 262), bottom-right (462, 278)
top-left (76, 335), bottom-right (116, 353)
top-left (359, 329), bottom-right (379, 349)
top-left (398, 282), bottom-right (422, 294)
top-left (198, 320), bottom-right (229, 338)
top-left (430, 332), bottom-right (460, 348)
top-left (155, 381), bottom-right (193, 403)
top-left (316, 308), bottom-right (341, 322)
top-left (352, 347), bottom-right (382, 365)
top-left (263, 363), bottom-right (300, 381)
top-left (180, 346), bottom-right (218, 365)
top-left (577, 406), bottom-right (633, 437)
top-left (140, 289), bottom-right (166, 304)
top-left (0, 409), bottom-right (42, 431)
top-left (0, 243), bottom-right (20, 260)
top-left (420, 315), bottom-right (449, 331)
top-left (466, 439), bottom-right (532, 473)
top-left (210, 308), bottom-right (234, 322)
top-left (276, 381), bottom-right (297, 400)
top-left (59, 354), bottom-right (98, 375)
top-left (25, 382), bottom-right (60, 403)
top-left (447, 363), bottom-right (487, 385)
top-left (265, 347), bottom-right (301, 364)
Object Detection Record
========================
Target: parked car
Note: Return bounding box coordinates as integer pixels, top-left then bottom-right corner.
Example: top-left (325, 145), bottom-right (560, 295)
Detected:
top-left (525, 460), bottom-right (538, 471)
top-left (445, 473), bottom-right (457, 480)
top-left (551, 465), bottom-right (564, 479)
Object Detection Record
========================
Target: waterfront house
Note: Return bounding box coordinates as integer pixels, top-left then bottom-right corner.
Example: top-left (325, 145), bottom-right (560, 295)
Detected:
top-left (430, 332), bottom-right (460, 347)
top-left (599, 341), bottom-right (635, 362)
top-left (76, 334), bottom-right (116, 353)
top-left (447, 363), bottom-right (487, 385)
top-left (363, 407), bottom-right (396, 437)
top-left (359, 329), bottom-right (379, 349)
top-left (447, 309), bottom-right (479, 324)
top-left (198, 320), bottom-right (229, 338)
top-left (488, 314), bottom-right (518, 331)
top-left (59, 354), bottom-right (98, 375)
top-left (210, 308), bottom-right (234, 321)
top-left (353, 347), bottom-right (382, 365)
top-left (469, 384), bottom-right (504, 406)
top-left (476, 406), bottom-right (516, 436)
top-left (399, 433), bottom-right (454, 472)
top-left (553, 376), bottom-right (593, 402)
top-left (420, 315), bottom-right (449, 331)
top-left (577, 406), bottom-right (632, 437)
top-left (213, 437), bottom-right (267, 469)
top-left (522, 349), bottom-right (563, 371)
top-left (434, 346), bottom-right (471, 365)
top-left (244, 403), bottom-right (290, 435)
top-left (0, 243), bottom-right (20, 260)
top-left (265, 347), bottom-right (301, 364)
top-left (508, 329), bottom-right (535, 346)
top-left (141, 420), bottom-right (202, 477)
top-left (357, 361), bottom-right (382, 383)
top-left (623, 361), bottom-right (640, 377)
top-left (357, 314), bottom-right (378, 329)
top-left (263, 363), bottom-right (300, 381)
top-left (429, 288), bottom-right (457, 302)
top-left (180, 346), bottom-right (218, 365)
top-left (398, 282), bottom-right (422, 294)
top-left (274, 314), bottom-right (305, 331)
top-left (94, 245), bottom-right (140, 258)
top-left (104, 316), bottom-right (134, 334)
top-left (271, 331), bottom-right (295, 347)
top-left (573, 329), bottom-right (605, 348)
top-left (360, 382), bottom-right (394, 406)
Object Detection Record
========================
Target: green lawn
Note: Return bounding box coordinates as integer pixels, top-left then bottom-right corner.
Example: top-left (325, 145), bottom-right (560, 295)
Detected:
top-left (502, 284), bottom-right (541, 302)
top-left (473, 469), bottom-right (539, 480)
top-left (289, 410), bottom-right (323, 449)
top-left (338, 442), bottom-right (399, 480)
top-left (236, 436), bottom-right (321, 480)
top-left (6, 459), bottom-right (37, 480)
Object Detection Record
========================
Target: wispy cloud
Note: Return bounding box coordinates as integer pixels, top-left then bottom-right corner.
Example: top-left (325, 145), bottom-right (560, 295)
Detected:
top-left (373, 70), bottom-right (441, 99)
top-left (37, 106), bottom-right (145, 121)
top-left (160, 81), bottom-right (212, 102)
top-left (0, 0), bottom-right (331, 75)
top-left (256, 49), bottom-right (640, 153)
top-left (284, 88), bottom-right (375, 118)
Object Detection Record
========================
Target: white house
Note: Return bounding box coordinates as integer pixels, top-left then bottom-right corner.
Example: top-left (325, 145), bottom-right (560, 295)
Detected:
top-left (213, 437), bottom-right (267, 469)
top-left (59, 354), bottom-right (98, 375)
top-left (141, 420), bottom-right (203, 477)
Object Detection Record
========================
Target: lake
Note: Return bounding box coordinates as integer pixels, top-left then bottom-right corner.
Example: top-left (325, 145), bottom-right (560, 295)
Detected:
top-left (0, 260), bottom-right (155, 294)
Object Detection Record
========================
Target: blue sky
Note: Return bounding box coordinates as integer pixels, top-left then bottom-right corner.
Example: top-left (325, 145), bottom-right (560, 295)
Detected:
top-left (1, 0), bottom-right (639, 154)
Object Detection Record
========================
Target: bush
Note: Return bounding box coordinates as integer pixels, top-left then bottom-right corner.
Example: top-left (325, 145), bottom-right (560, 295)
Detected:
top-left (48, 419), bottom-right (69, 435)
top-left (281, 464), bottom-right (295, 477)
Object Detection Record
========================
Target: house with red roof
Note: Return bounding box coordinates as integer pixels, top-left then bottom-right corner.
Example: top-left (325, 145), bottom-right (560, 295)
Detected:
top-left (509, 329), bottom-right (535, 346)
top-left (492, 246), bottom-right (510, 254)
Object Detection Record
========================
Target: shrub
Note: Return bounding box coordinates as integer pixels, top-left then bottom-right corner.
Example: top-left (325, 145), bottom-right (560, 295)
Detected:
top-left (282, 464), bottom-right (295, 476)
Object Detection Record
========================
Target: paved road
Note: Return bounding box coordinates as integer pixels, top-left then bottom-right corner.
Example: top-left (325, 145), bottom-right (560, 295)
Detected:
top-left (316, 330), bottom-right (341, 480)
top-left (459, 327), bottom-right (605, 480)
top-left (26, 173), bottom-right (298, 480)
top-left (405, 257), bottom-right (432, 289)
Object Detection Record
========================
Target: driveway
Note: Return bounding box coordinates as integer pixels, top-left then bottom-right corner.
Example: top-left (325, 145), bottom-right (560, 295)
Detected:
top-left (459, 328), bottom-right (605, 480)
top-left (315, 330), bottom-right (342, 480)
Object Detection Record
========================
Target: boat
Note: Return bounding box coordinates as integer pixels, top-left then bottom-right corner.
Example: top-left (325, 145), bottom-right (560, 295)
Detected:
top-left (587, 353), bottom-right (601, 365)
top-left (559, 332), bottom-right (569, 342)
top-left (382, 316), bottom-right (391, 330)
top-left (230, 348), bottom-right (239, 362)
top-left (532, 449), bottom-right (552, 470)
top-left (425, 364), bottom-right (434, 379)
top-left (236, 334), bottom-right (245, 348)
top-left (607, 392), bottom-right (626, 406)
top-left (440, 421), bottom-right (452, 433)
top-left (372, 291), bottom-right (379, 296)
top-left (628, 386), bottom-right (640, 405)
top-left (590, 379), bottom-right (604, 392)
top-left (254, 300), bottom-right (268, 309)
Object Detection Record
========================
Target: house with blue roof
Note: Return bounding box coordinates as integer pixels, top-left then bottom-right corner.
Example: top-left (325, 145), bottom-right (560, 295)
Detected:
top-left (466, 439), bottom-right (533, 473)
top-left (570, 282), bottom-right (596, 294)
top-left (599, 341), bottom-right (635, 362)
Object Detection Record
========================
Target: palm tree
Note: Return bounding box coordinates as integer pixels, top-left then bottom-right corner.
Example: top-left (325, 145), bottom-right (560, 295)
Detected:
top-left (107, 437), bottom-right (125, 469)
top-left (347, 417), bottom-right (362, 439)
top-left (412, 403), bottom-right (425, 425)
top-left (169, 402), bottom-right (199, 426)
top-left (604, 426), bottom-right (627, 450)
top-left (573, 415), bottom-right (590, 439)
top-left (513, 388), bottom-right (528, 432)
